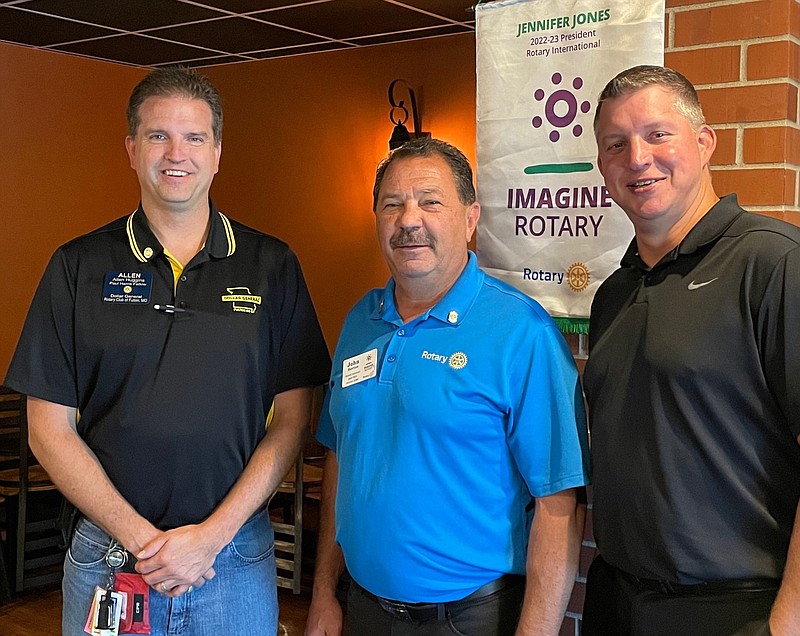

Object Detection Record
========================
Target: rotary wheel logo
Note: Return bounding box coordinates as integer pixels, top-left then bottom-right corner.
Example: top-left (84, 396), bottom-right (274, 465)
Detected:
top-left (532, 73), bottom-right (592, 142)
top-left (566, 263), bottom-right (590, 292)
top-left (448, 352), bottom-right (468, 370)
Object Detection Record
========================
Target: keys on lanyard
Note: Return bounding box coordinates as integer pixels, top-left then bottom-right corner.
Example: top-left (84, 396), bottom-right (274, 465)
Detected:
top-left (95, 544), bottom-right (128, 630)
top-left (85, 542), bottom-right (128, 635)
top-left (105, 544), bottom-right (128, 591)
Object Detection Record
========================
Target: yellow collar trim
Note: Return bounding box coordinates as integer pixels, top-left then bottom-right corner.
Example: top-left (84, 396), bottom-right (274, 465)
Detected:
top-left (126, 212), bottom-right (148, 263)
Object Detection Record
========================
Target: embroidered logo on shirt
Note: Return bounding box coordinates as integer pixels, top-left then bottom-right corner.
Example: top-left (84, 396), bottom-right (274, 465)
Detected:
top-left (448, 352), bottom-right (468, 370)
top-left (687, 277), bottom-right (719, 290)
top-left (221, 287), bottom-right (262, 313)
top-left (421, 350), bottom-right (468, 369)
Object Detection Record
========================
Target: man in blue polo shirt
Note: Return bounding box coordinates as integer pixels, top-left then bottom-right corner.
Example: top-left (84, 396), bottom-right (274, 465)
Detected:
top-left (5, 67), bottom-right (331, 635)
top-left (305, 138), bottom-right (590, 636)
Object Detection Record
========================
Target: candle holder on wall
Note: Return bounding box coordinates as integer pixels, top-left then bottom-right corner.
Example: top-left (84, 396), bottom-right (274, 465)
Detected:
top-left (388, 79), bottom-right (430, 150)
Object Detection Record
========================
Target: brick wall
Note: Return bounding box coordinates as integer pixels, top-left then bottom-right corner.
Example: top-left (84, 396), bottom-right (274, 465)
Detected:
top-left (560, 2), bottom-right (799, 633)
top-left (666, 0), bottom-right (800, 223)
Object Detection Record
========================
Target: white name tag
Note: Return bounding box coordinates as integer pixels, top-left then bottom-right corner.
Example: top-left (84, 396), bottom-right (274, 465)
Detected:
top-left (342, 348), bottom-right (378, 388)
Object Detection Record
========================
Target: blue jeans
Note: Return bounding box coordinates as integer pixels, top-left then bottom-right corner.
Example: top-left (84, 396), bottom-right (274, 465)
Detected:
top-left (62, 513), bottom-right (278, 635)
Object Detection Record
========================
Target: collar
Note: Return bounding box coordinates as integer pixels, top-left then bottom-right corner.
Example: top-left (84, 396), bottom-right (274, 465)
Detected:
top-left (372, 251), bottom-right (484, 326)
top-left (620, 194), bottom-right (743, 271)
top-left (126, 199), bottom-right (236, 263)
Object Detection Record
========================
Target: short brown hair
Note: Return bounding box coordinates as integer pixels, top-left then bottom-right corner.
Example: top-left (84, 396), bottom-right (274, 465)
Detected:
top-left (127, 66), bottom-right (223, 144)
top-left (594, 65), bottom-right (705, 136)
top-left (373, 138), bottom-right (476, 211)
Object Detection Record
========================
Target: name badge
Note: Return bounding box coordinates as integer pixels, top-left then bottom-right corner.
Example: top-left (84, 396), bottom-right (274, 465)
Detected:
top-left (103, 272), bottom-right (153, 304)
top-left (342, 348), bottom-right (378, 388)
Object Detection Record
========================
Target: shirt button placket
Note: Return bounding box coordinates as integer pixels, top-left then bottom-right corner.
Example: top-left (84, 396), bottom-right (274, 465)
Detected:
top-left (381, 327), bottom-right (407, 383)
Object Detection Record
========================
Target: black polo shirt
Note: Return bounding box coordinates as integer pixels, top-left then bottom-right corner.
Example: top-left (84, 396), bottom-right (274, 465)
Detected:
top-left (5, 202), bottom-right (331, 529)
top-left (584, 194), bottom-right (800, 583)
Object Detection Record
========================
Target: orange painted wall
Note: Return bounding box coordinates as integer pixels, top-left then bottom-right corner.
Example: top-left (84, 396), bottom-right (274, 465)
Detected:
top-left (0, 43), bottom-right (146, 379)
top-left (0, 35), bottom-right (476, 379)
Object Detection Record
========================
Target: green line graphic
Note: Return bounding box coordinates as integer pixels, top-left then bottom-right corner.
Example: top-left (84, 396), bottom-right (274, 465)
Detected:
top-left (524, 162), bottom-right (594, 174)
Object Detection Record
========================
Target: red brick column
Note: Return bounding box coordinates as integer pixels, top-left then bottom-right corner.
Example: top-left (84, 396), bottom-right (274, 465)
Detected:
top-left (666, 0), bottom-right (800, 223)
top-left (560, 4), bottom-right (798, 631)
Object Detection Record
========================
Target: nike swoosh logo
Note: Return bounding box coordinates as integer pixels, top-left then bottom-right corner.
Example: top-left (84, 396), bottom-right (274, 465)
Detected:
top-left (687, 277), bottom-right (719, 290)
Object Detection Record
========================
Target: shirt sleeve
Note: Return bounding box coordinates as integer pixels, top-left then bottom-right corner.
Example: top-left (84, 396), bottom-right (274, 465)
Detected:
top-left (759, 244), bottom-right (800, 438)
top-left (272, 249), bottom-right (332, 394)
top-left (4, 247), bottom-right (79, 407)
top-left (315, 383), bottom-right (336, 450)
top-left (506, 322), bottom-right (591, 498)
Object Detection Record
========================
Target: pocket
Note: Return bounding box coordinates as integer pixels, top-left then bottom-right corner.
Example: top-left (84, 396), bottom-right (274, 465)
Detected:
top-left (447, 601), bottom-right (490, 636)
top-left (66, 525), bottom-right (109, 570)
top-left (446, 615), bottom-right (469, 636)
top-left (228, 518), bottom-right (275, 565)
top-left (446, 581), bottom-right (524, 636)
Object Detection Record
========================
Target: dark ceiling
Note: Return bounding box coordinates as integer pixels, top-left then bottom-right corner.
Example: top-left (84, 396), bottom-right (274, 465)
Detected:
top-left (0, 0), bottom-right (476, 68)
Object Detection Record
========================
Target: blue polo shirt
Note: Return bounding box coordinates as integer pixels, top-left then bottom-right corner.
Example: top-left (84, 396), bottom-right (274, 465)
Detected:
top-left (318, 252), bottom-right (589, 602)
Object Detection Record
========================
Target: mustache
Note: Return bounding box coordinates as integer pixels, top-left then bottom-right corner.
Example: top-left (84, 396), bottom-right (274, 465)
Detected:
top-left (390, 229), bottom-right (435, 250)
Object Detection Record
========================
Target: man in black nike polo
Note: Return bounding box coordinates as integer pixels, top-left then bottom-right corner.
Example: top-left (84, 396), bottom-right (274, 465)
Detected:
top-left (582, 65), bottom-right (800, 635)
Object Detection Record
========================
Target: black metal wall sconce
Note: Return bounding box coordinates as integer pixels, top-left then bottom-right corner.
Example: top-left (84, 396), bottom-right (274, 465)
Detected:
top-left (388, 79), bottom-right (430, 150)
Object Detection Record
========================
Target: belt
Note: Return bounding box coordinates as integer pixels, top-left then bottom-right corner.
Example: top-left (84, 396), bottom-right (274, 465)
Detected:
top-left (615, 567), bottom-right (780, 595)
top-left (357, 574), bottom-right (524, 623)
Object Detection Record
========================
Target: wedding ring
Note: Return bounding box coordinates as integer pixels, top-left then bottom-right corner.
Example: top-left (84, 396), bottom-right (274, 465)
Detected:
top-left (187, 585), bottom-right (194, 593)
top-left (160, 582), bottom-right (168, 592)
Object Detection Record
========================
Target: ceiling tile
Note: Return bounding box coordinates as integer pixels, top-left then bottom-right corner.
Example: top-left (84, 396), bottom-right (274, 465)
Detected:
top-left (52, 33), bottom-right (218, 66)
top-left (248, 40), bottom-right (353, 59)
top-left (191, 0), bottom-right (320, 13)
top-left (0, 6), bottom-right (115, 45)
top-left (397, 0), bottom-right (476, 24)
top-left (157, 54), bottom-right (256, 68)
top-left (0, 0), bottom-right (476, 67)
top-left (16, 0), bottom-right (224, 31)
top-left (148, 16), bottom-right (321, 54)
top-left (350, 23), bottom-right (472, 46)
top-left (253, 0), bottom-right (446, 40)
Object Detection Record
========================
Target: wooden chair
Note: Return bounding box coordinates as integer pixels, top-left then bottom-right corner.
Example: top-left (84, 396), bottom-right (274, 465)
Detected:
top-left (0, 388), bottom-right (64, 593)
top-left (0, 496), bottom-right (10, 604)
top-left (269, 385), bottom-right (326, 593)
top-left (0, 389), bottom-right (24, 470)
top-left (271, 451), bottom-right (323, 593)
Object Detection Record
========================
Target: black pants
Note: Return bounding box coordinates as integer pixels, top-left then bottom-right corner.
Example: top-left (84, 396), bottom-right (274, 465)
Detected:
top-left (344, 578), bottom-right (525, 636)
top-left (582, 556), bottom-right (776, 636)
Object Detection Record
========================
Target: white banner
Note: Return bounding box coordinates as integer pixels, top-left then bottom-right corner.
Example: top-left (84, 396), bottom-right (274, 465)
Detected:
top-left (475, 0), bottom-right (664, 322)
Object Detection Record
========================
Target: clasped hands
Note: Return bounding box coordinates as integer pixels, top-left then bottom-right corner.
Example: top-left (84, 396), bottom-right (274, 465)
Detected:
top-left (134, 524), bottom-right (219, 597)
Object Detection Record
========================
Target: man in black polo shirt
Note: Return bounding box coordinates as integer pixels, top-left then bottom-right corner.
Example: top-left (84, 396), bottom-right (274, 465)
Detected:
top-left (4, 67), bottom-right (331, 635)
top-left (582, 65), bottom-right (800, 635)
